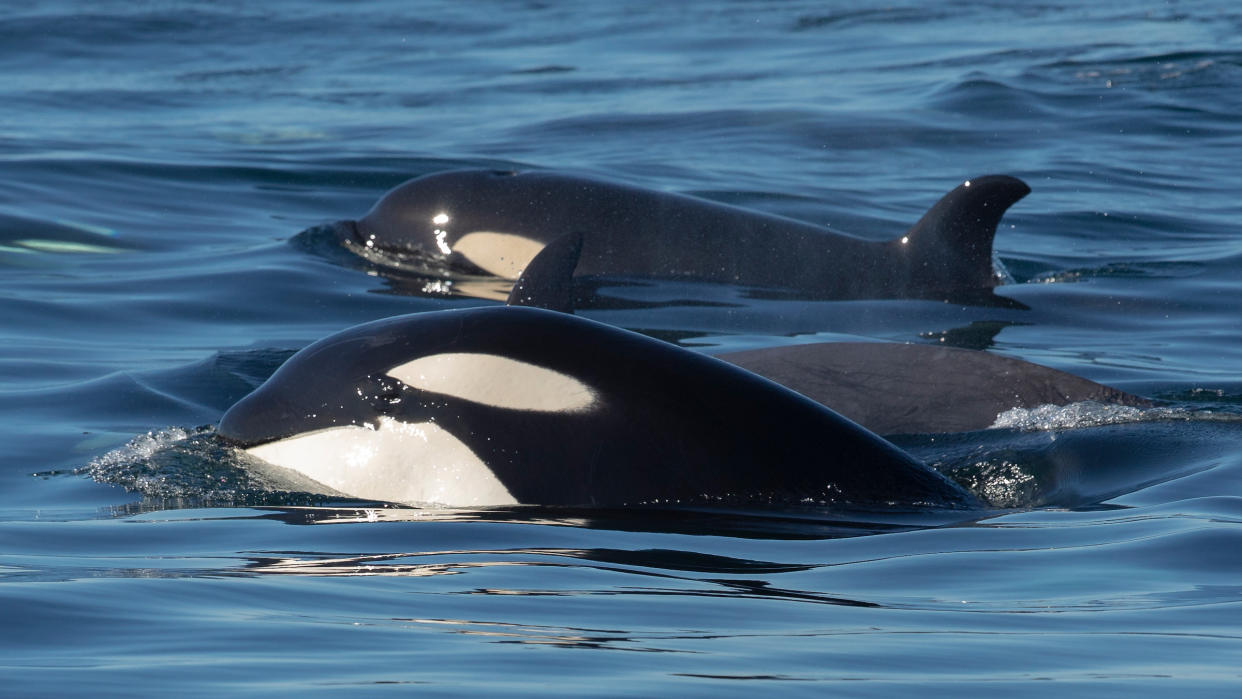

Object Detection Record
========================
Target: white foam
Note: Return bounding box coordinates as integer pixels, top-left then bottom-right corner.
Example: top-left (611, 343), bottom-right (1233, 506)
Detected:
top-left (990, 401), bottom-right (1197, 431)
top-left (86, 427), bottom-right (195, 471)
top-left (951, 460), bottom-right (1038, 509)
top-left (83, 427), bottom-right (199, 497)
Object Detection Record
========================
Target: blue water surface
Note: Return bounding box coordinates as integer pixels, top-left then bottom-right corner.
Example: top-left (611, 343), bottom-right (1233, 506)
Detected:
top-left (3, 1), bottom-right (1242, 695)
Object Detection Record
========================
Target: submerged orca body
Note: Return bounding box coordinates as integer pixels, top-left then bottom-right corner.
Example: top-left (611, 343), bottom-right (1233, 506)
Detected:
top-left (718, 342), bottom-right (1153, 435)
top-left (217, 306), bottom-right (978, 509)
top-left (510, 231), bottom-right (1155, 436)
top-left (327, 169), bottom-right (1030, 300)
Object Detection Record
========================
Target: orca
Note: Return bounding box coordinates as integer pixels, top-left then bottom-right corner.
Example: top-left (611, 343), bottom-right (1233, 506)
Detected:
top-left (216, 306), bottom-right (980, 510)
top-left (510, 231), bottom-right (1155, 436)
top-left (324, 169), bottom-right (1030, 301)
top-left (718, 342), bottom-right (1154, 435)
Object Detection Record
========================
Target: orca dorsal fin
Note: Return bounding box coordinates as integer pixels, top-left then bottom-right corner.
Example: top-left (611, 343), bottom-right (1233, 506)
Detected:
top-left (506, 231), bottom-right (583, 313)
top-left (895, 175), bottom-right (1030, 292)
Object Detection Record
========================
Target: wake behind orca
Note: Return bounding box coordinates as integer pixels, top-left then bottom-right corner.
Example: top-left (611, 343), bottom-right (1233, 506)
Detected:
top-left (217, 306), bottom-right (979, 510)
top-left (321, 169), bottom-right (1029, 303)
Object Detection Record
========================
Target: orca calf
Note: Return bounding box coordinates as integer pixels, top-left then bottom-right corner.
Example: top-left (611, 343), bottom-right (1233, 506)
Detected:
top-left (510, 231), bottom-right (1155, 436)
top-left (217, 306), bottom-right (979, 510)
top-left (326, 169), bottom-right (1029, 301)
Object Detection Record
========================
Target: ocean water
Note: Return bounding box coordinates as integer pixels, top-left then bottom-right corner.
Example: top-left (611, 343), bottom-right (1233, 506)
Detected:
top-left (3, 1), bottom-right (1242, 695)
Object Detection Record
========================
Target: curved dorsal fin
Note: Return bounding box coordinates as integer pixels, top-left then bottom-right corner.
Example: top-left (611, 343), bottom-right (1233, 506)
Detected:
top-left (506, 231), bottom-right (583, 313)
top-left (895, 175), bottom-right (1030, 292)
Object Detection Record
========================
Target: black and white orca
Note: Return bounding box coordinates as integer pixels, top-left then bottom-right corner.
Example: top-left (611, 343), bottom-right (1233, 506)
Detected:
top-left (216, 305), bottom-right (980, 510)
top-left (324, 169), bottom-right (1030, 302)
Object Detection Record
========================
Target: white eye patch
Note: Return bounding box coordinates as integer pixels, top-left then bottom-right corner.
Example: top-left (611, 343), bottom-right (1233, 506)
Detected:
top-left (246, 418), bottom-right (518, 507)
top-left (387, 352), bottom-right (597, 413)
top-left (451, 232), bottom-right (546, 279)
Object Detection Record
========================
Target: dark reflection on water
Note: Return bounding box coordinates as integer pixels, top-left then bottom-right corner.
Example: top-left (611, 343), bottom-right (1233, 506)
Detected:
top-left (249, 504), bottom-right (957, 539)
top-left (239, 547), bottom-right (880, 608)
top-left (918, 320), bottom-right (1024, 350)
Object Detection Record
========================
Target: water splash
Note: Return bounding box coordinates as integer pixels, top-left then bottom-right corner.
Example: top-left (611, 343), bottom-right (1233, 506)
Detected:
top-left (84, 426), bottom-right (341, 506)
top-left (85, 427), bottom-right (199, 481)
top-left (944, 460), bottom-right (1039, 509)
top-left (990, 401), bottom-right (1236, 431)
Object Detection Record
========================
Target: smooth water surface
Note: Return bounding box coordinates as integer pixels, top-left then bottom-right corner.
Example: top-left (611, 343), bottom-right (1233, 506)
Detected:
top-left (2, 2), bottom-right (1242, 695)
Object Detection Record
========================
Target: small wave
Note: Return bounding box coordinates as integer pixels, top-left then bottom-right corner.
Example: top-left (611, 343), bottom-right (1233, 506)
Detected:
top-left (84, 426), bottom-right (220, 500)
top-left (791, 8), bottom-right (942, 31)
top-left (920, 416), bottom-right (1242, 509)
top-left (86, 427), bottom-right (198, 475)
top-left (945, 460), bottom-right (1040, 510)
top-left (1031, 260), bottom-right (1204, 284)
top-left (84, 426), bottom-right (341, 506)
top-left (1043, 50), bottom-right (1239, 90)
top-left (991, 401), bottom-right (1232, 431)
top-left (1162, 387), bottom-right (1242, 407)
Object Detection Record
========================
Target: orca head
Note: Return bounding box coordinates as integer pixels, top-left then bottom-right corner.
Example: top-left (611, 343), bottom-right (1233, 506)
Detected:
top-left (217, 307), bottom-right (602, 506)
top-left (347, 169), bottom-right (550, 279)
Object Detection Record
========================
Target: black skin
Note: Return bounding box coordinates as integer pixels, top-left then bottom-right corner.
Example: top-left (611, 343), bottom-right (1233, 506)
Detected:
top-left (336, 169), bottom-right (1030, 301)
top-left (218, 306), bottom-right (980, 510)
top-left (719, 342), bottom-right (1153, 435)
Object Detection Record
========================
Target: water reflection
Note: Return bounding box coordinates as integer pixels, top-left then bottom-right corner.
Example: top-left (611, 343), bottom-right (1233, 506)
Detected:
top-left (251, 504), bottom-right (955, 539)
top-left (240, 546), bottom-right (879, 608)
top-left (395, 617), bottom-right (689, 653)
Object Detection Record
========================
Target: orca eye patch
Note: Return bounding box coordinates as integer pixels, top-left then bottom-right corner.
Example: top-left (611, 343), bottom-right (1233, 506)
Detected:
top-left (386, 352), bottom-right (597, 413)
top-left (451, 232), bottom-right (545, 279)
